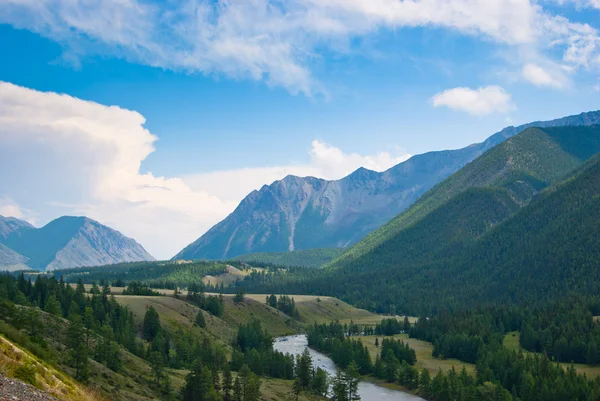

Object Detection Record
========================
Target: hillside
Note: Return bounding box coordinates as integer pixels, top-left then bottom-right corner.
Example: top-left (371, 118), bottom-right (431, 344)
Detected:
top-left (334, 140), bottom-right (600, 312)
top-left (328, 125), bottom-right (600, 272)
top-left (233, 248), bottom-right (345, 268)
top-left (240, 125), bottom-right (600, 314)
top-left (1, 216), bottom-right (154, 271)
top-left (174, 111), bottom-right (600, 261)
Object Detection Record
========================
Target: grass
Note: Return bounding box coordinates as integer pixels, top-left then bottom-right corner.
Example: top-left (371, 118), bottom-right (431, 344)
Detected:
top-left (202, 265), bottom-right (265, 287)
top-left (240, 294), bottom-right (405, 326)
top-left (260, 377), bottom-right (327, 401)
top-left (358, 334), bottom-right (476, 376)
top-left (0, 335), bottom-right (106, 401)
top-left (503, 331), bottom-right (600, 378)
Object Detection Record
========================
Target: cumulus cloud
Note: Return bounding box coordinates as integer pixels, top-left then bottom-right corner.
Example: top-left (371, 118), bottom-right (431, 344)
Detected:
top-left (521, 63), bottom-right (567, 88)
top-left (0, 0), bottom-right (599, 94)
top-left (0, 82), bottom-right (409, 259)
top-left (0, 198), bottom-right (35, 225)
top-left (431, 86), bottom-right (515, 116)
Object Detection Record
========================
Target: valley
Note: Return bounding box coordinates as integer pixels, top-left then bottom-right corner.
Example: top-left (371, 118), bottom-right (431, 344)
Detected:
top-left (2, 118), bottom-right (600, 401)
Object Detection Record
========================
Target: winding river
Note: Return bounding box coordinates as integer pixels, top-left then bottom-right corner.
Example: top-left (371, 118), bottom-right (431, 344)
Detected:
top-left (274, 335), bottom-right (425, 401)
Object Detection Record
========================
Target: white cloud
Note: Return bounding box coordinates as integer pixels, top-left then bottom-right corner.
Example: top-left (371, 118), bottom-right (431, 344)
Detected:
top-left (0, 82), bottom-right (409, 259)
top-left (1, 0), bottom-right (599, 94)
top-left (431, 86), bottom-right (515, 116)
top-left (0, 198), bottom-right (36, 225)
top-left (521, 63), bottom-right (567, 87)
top-left (184, 140), bottom-right (410, 202)
top-left (551, 0), bottom-right (600, 9)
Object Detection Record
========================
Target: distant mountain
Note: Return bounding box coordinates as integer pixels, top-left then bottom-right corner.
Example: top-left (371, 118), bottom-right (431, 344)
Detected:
top-left (0, 216), bottom-right (155, 271)
top-left (278, 125), bottom-right (600, 314)
top-left (0, 215), bottom-right (34, 241)
top-left (175, 111), bottom-right (600, 260)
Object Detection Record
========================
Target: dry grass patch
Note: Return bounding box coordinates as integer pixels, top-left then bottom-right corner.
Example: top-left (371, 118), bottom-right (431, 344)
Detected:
top-left (358, 334), bottom-right (475, 376)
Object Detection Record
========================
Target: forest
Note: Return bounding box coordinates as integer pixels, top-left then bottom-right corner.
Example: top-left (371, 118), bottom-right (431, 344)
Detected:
top-left (234, 153), bottom-right (600, 316)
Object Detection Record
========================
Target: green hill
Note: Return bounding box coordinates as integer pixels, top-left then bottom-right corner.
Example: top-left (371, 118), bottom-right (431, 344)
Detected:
top-left (328, 125), bottom-right (600, 272)
top-left (324, 145), bottom-right (600, 313)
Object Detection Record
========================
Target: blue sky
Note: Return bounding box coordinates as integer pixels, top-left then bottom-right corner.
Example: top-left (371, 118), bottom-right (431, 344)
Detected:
top-left (0, 0), bottom-right (599, 258)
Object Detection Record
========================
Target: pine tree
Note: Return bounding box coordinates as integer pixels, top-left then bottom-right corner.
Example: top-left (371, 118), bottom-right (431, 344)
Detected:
top-left (346, 361), bottom-right (361, 401)
top-left (296, 348), bottom-right (313, 388)
top-left (233, 377), bottom-right (242, 401)
top-left (222, 365), bottom-right (233, 401)
top-left (311, 367), bottom-right (328, 396)
top-left (292, 378), bottom-right (302, 401)
top-left (195, 310), bottom-right (206, 328)
top-left (44, 295), bottom-right (61, 316)
top-left (67, 315), bottom-right (89, 382)
top-left (246, 374), bottom-right (261, 401)
top-left (143, 306), bottom-right (161, 341)
top-left (149, 351), bottom-right (165, 385)
top-left (331, 370), bottom-right (349, 401)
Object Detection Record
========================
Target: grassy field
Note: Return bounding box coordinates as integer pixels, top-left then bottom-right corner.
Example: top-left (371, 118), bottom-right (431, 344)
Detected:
top-left (358, 334), bottom-right (476, 376)
top-left (260, 377), bottom-right (326, 401)
top-left (202, 265), bottom-right (266, 286)
top-left (241, 294), bottom-right (413, 326)
top-left (503, 331), bottom-right (600, 378)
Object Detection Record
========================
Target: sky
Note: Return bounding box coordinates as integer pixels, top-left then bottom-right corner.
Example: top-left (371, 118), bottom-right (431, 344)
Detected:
top-left (0, 0), bottom-right (599, 259)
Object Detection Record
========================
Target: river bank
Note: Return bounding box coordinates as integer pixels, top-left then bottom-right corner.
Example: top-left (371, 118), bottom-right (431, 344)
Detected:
top-left (274, 335), bottom-right (425, 401)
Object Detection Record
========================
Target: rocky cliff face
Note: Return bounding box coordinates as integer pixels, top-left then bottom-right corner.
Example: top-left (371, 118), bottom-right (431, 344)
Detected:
top-left (0, 215), bottom-right (154, 271)
top-left (0, 216), bottom-right (34, 241)
top-left (175, 110), bottom-right (600, 260)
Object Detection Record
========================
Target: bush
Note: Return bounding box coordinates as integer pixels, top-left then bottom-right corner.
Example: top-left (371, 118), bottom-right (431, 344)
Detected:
top-left (13, 362), bottom-right (37, 386)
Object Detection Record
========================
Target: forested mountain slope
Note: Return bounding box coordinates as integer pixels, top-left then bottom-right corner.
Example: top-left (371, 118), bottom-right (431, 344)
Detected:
top-left (241, 125), bottom-right (600, 314)
top-left (331, 150), bottom-right (600, 313)
top-left (233, 248), bottom-right (344, 268)
top-left (328, 125), bottom-right (600, 270)
top-left (175, 111), bottom-right (600, 260)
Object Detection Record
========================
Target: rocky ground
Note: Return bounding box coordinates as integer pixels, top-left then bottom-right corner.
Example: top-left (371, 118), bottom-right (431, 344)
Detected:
top-left (0, 374), bottom-right (58, 401)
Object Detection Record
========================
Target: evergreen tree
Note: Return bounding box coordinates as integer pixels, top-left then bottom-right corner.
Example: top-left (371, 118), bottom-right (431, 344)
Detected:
top-left (149, 351), bottom-right (165, 385)
top-left (143, 306), bottom-right (161, 341)
top-left (331, 370), bottom-right (349, 401)
top-left (296, 348), bottom-right (313, 388)
top-left (67, 315), bottom-right (89, 382)
top-left (233, 377), bottom-right (242, 401)
top-left (311, 367), bottom-right (328, 396)
top-left (44, 295), bottom-right (61, 316)
top-left (292, 378), bottom-right (302, 401)
top-left (346, 361), bottom-right (361, 401)
top-left (222, 364), bottom-right (233, 401)
top-left (195, 310), bottom-right (206, 328)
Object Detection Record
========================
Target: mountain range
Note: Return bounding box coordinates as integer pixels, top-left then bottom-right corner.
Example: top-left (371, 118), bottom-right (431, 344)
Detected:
top-left (175, 110), bottom-right (600, 260)
top-left (249, 124), bottom-right (600, 314)
top-left (0, 215), bottom-right (154, 271)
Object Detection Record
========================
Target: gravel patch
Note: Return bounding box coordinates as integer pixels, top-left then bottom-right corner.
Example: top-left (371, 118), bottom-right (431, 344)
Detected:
top-left (0, 374), bottom-right (58, 401)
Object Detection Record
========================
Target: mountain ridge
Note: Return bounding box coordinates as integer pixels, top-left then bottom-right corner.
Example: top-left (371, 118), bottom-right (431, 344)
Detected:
top-left (175, 110), bottom-right (600, 261)
top-left (0, 215), bottom-right (155, 271)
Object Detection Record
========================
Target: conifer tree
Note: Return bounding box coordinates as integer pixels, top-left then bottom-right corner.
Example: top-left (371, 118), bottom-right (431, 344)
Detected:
top-left (222, 365), bottom-right (233, 401)
top-left (67, 315), bottom-right (89, 382)
top-left (195, 310), bottom-right (206, 328)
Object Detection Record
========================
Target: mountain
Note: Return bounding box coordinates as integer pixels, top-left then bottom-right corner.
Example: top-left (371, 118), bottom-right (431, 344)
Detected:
top-left (175, 111), bottom-right (600, 260)
top-left (0, 216), bottom-right (155, 271)
top-left (256, 125), bottom-right (600, 314)
top-left (0, 215), bottom-right (34, 241)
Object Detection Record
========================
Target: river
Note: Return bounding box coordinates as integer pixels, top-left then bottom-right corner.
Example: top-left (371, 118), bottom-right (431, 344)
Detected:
top-left (274, 335), bottom-right (425, 401)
